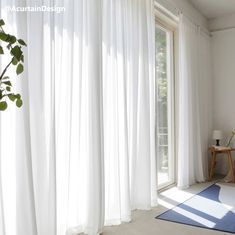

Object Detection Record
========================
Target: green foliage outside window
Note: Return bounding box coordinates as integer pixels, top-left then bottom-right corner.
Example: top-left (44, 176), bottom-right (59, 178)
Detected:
top-left (156, 27), bottom-right (168, 101)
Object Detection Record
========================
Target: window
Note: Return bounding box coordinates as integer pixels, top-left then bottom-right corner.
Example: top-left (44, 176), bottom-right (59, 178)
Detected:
top-left (155, 20), bottom-right (175, 189)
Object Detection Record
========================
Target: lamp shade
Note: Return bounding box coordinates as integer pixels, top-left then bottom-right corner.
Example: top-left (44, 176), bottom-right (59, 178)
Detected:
top-left (212, 130), bottom-right (223, 140)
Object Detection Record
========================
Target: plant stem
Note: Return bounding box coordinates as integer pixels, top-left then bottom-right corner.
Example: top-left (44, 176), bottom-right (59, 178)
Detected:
top-left (0, 26), bottom-right (4, 33)
top-left (0, 59), bottom-right (13, 81)
top-left (226, 133), bottom-right (235, 147)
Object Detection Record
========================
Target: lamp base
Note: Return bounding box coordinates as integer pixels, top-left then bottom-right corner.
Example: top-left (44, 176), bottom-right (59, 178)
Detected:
top-left (216, 139), bottom-right (220, 146)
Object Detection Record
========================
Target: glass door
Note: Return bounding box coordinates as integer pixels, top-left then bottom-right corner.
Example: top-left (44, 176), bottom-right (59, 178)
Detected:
top-left (155, 23), bottom-right (175, 189)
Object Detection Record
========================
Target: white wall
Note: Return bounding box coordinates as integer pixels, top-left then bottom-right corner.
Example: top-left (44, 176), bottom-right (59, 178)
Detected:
top-left (209, 13), bottom-right (235, 31)
top-left (211, 27), bottom-right (235, 174)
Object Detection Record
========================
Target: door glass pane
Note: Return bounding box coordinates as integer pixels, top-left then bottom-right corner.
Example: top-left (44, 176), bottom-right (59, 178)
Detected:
top-left (155, 25), bottom-right (174, 187)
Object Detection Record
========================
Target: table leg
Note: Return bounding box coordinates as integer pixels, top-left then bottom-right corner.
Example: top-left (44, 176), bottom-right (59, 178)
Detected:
top-left (209, 151), bottom-right (216, 181)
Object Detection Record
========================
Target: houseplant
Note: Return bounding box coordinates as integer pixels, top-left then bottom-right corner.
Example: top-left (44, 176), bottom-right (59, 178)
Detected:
top-left (226, 131), bottom-right (235, 147)
top-left (0, 19), bottom-right (26, 111)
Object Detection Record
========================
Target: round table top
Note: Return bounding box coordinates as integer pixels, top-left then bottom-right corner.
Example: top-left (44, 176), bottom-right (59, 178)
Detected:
top-left (209, 146), bottom-right (235, 152)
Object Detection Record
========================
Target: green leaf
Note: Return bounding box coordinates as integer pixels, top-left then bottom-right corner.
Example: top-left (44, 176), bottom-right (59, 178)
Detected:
top-left (0, 33), bottom-right (16, 44)
top-left (6, 86), bottom-right (11, 92)
top-left (0, 19), bottom-right (5, 27)
top-left (9, 36), bottom-right (16, 44)
top-left (5, 35), bottom-right (13, 43)
top-left (8, 94), bottom-right (17, 101)
top-left (2, 81), bottom-right (12, 86)
top-left (0, 32), bottom-right (8, 42)
top-left (0, 46), bottom-right (3, 54)
top-left (18, 39), bottom-right (27, 46)
top-left (2, 76), bottom-right (9, 80)
top-left (0, 32), bottom-right (13, 44)
top-left (20, 54), bottom-right (24, 62)
top-left (11, 46), bottom-right (22, 61)
top-left (15, 94), bottom-right (21, 99)
top-left (0, 101), bottom-right (7, 111)
top-left (16, 99), bottom-right (23, 108)
top-left (16, 63), bottom-right (24, 75)
top-left (12, 57), bottom-right (18, 65)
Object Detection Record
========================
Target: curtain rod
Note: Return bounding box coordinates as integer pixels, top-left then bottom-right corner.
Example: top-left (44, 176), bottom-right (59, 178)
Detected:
top-left (210, 26), bottom-right (235, 33)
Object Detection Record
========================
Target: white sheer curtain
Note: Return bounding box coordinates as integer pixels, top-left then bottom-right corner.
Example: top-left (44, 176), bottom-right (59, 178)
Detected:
top-left (0, 0), bottom-right (156, 235)
top-left (178, 15), bottom-right (212, 188)
top-left (102, 0), bottom-right (156, 225)
top-left (198, 31), bottom-right (212, 180)
top-left (0, 0), bottom-right (104, 235)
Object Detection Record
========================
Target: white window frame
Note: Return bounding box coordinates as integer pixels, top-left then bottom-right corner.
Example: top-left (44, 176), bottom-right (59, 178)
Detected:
top-left (155, 16), bottom-right (177, 190)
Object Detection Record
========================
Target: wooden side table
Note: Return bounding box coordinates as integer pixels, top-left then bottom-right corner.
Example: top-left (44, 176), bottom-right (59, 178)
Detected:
top-left (209, 146), bottom-right (235, 183)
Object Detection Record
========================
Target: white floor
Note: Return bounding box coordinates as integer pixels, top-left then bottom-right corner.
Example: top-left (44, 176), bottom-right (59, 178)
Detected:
top-left (101, 180), bottom-right (231, 235)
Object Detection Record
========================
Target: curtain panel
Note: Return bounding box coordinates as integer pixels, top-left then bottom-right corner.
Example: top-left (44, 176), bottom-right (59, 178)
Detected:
top-left (177, 15), bottom-right (212, 189)
top-left (0, 0), bottom-right (156, 235)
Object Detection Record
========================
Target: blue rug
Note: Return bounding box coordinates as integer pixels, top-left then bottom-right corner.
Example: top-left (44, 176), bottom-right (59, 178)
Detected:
top-left (156, 183), bottom-right (235, 233)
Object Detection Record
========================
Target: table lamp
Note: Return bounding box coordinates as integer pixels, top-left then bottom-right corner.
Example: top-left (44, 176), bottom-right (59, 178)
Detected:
top-left (212, 130), bottom-right (223, 146)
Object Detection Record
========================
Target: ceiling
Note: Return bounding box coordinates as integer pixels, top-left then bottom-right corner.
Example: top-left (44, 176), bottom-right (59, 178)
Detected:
top-left (189, 0), bottom-right (235, 19)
